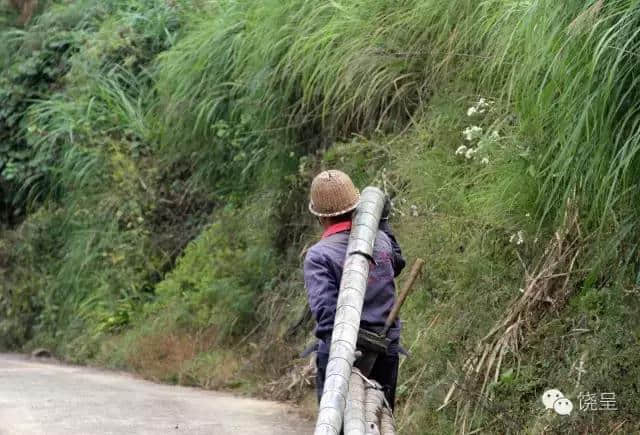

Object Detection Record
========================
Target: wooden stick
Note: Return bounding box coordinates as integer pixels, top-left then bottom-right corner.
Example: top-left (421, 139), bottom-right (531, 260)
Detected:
top-left (382, 258), bottom-right (426, 336)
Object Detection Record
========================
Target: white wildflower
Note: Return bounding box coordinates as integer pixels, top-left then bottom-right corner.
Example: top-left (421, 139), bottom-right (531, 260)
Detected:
top-left (509, 230), bottom-right (525, 245)
top-left (463, 126), bottom-right (483, 141)
top-left (455, 145), bottom-right (468, 155)
top-left (410, 204), bottom-right (419, 217)
top-left (465, 147), bottom-right (477, 160)
top-left (467, 98), bottom-right (491, 116)
top-left (481, 157), bottom-right (489, 164)
top-left (477, 98), bottom-right (492, 111)
top-left (491, 130), bottom-right (500, 140)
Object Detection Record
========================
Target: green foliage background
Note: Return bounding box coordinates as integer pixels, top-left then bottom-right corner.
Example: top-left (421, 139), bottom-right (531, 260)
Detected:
top-left (1, 0), bottom-right (640, 433)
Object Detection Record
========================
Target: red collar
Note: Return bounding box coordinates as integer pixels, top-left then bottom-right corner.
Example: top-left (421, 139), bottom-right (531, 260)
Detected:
top-left (322, 221), bottom-right (352, 238)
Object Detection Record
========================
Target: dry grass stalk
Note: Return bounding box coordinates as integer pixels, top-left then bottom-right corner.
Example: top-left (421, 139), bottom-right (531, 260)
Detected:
top-left (440, 202), bottom-right (583, 434)
top-left (9, 0), bottom-right (38, 25)
top-left (567, 0), bottom-right (604, 35)
top-left (263, 355), bottom-right (315, 401)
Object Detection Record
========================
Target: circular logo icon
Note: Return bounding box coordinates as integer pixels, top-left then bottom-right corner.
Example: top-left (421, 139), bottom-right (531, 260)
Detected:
top-left (542, 389), bottom-right (564, 410)
top-left (553, 397), bottom-right (574, 415)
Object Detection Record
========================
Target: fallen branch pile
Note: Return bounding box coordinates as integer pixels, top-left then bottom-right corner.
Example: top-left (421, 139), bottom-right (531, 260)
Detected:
top-left (263, 355), bottom-right (315, 401)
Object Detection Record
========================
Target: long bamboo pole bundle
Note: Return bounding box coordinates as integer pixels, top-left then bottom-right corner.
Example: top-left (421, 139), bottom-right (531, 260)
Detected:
top-left (314, 187), bottom-right (385, 435)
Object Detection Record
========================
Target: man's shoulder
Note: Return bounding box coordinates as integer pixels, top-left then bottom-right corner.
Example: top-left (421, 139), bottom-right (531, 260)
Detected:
top-left (304, 240), bottom-right (328, 264)
top-left (307, 230), bottom-right (390, 256)
top-left (305, 234), bottom-right (348, 263)
top-left (374, 229), bottom-right (393, 248)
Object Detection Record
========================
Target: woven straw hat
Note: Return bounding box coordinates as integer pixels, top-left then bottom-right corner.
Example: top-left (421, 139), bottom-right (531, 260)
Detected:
top-left (309, 170), bottom-right (360, 217)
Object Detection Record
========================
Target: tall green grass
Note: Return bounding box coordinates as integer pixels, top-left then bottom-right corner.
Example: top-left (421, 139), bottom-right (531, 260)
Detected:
top-left (152, 0), bottom-right (452, 189)
top-left (153, 0), bottom-right (640, 260)
top-left (154, 0), bottom-right (471, 136)
top-left (473, 0), bottom-right (640, 236)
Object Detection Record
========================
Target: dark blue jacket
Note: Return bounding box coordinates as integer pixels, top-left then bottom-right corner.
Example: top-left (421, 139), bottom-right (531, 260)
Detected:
top-left (303, 220), bottom-right (405, 354)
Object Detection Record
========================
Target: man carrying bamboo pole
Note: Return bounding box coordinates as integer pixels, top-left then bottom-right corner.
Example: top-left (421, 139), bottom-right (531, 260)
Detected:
top-left (304, 169), bottom-right (406, 409)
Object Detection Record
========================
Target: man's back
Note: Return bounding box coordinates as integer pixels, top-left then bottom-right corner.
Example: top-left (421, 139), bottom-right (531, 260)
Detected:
top-left (304, 226), bottom-right (403, 354)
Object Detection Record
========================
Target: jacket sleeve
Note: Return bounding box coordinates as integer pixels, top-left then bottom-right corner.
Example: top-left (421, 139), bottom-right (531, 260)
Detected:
top-left (380, 219), bottom-right (406, 277)
top-left (303, 248), bottom-right (339, 339)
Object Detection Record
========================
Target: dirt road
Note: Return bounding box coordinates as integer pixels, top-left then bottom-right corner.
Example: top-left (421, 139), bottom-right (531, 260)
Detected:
top-left (0, 354), bottom-right (313, 435)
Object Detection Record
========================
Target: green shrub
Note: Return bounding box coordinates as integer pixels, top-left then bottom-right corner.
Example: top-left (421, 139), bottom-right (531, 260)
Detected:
top-left (146, 204), bottom-right (277, 339)
top-left (0, 27), bottom-right (77, 219)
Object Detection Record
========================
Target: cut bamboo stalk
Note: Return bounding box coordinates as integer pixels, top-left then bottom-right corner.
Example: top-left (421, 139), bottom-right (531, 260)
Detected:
top-left (314, 187), bottom-right (385, 435)
top-left (364, 385), bottom-right (385, 435)
top-left (344, 370), bottom-right (366, 435)
top-left (379, 407), bottom-right (395, 435)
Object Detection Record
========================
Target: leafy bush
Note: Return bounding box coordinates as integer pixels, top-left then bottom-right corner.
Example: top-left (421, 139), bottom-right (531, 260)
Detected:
top-left (0, 27), bottom-right (76, 220)
top-left (144, 205), bottom-right (277, 340)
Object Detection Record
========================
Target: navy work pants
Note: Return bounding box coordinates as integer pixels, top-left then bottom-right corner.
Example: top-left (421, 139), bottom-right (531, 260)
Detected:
top-left (315, 351), bottom-right (399, 410)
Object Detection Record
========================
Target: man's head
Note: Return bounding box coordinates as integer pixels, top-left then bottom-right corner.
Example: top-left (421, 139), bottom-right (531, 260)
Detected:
top-left (309, 170), bottom-right (359, 227)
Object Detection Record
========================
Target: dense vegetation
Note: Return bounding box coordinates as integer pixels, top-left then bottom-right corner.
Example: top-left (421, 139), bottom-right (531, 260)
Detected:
top-left (1, 0), bottom-right (639, 433)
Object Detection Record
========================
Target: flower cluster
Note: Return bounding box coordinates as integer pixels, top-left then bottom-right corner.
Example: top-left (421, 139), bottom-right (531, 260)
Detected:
top-left (456, 97), bottom-right (502, 164)
top-left (467, 98), bottom-right (492, 116)
top-left (455, 145), bottom-right (478, 160)
top-left (509, 230), bottom-right (525, 245)
top-left (457, 126), bottom-right (498, 164)
top-left (463, 126), bottom-right (483, 142)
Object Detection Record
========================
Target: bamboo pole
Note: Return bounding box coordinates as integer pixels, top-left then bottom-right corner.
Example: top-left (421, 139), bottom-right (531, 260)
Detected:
top-left (364, 384), bottom-right (385, 434)
top-left (344, 370), bottom-right (366, 435)
top-left (314, 187), bottom-right (385, 435)
top-left (379, 407), bottom-right (396, 435)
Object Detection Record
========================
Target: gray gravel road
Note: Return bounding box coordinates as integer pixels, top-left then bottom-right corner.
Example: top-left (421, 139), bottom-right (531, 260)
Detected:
top-left (0, 354), bottom-right (312, 435)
